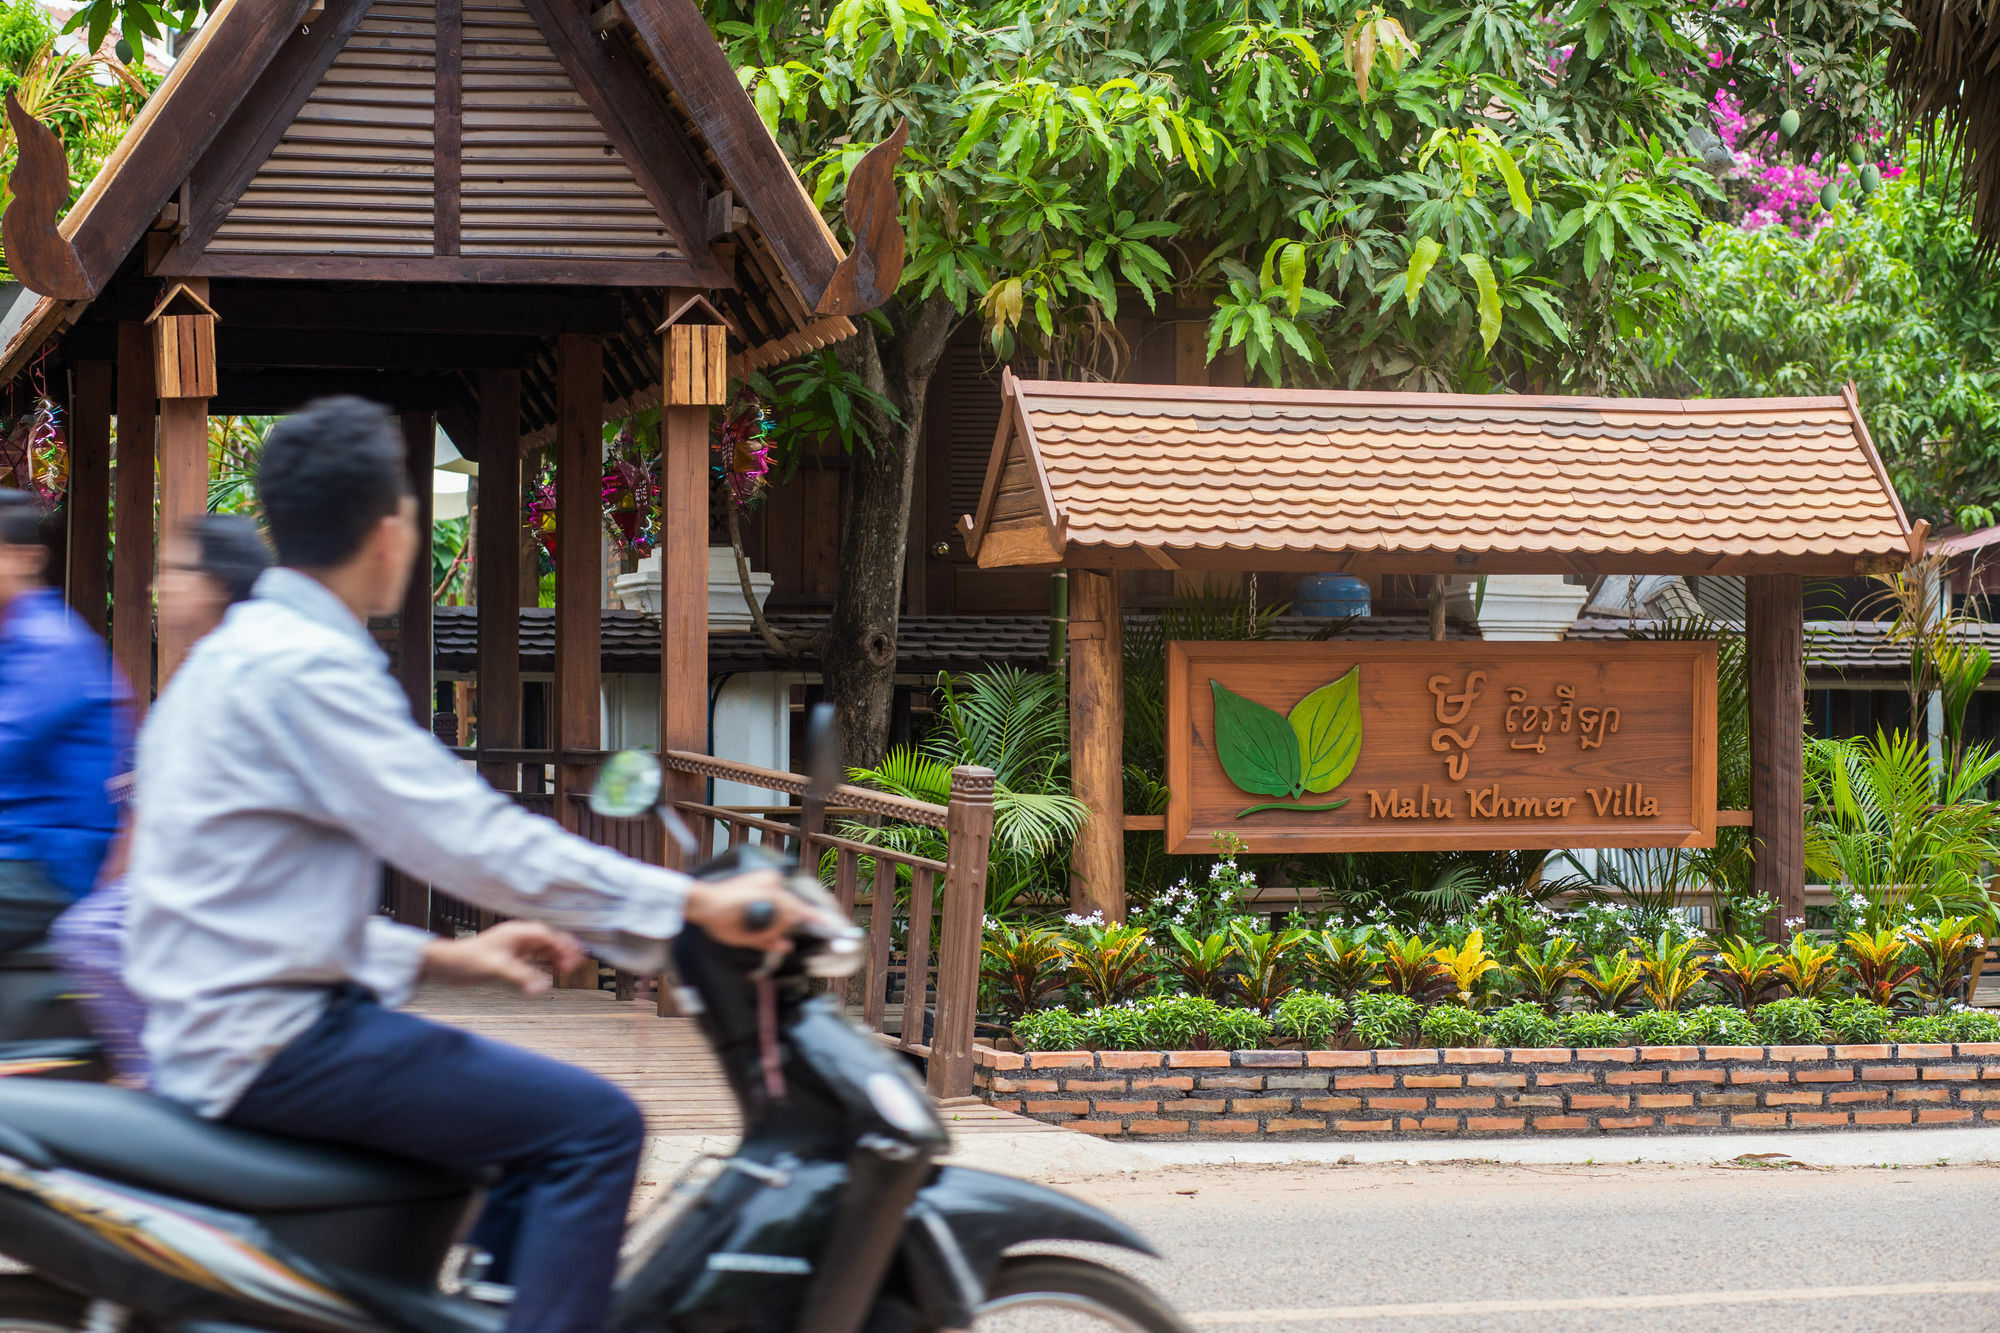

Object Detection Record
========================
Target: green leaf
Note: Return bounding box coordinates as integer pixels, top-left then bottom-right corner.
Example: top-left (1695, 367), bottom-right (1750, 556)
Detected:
top-left (1491, 147), bottom-right (1532, 220)
top-left (1288, 668), bottom-right (1362, 795)
top-left (1211, 680), bottom-right (1301, 798)
top-left (1403, 236), bottom-right (1441, 314)
top-left (1279, 242), bottom-right (1307, 316)
top-left (1458, 252), bottom-right (1502, 351)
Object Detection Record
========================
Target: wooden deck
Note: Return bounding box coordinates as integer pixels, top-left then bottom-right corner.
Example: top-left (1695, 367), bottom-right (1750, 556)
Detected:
top-left (406, 984), bottom-right (1049, 1142)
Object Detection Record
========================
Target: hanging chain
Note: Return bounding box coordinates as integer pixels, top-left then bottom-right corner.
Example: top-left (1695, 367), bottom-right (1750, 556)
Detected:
top-left (1248, 572), bottom-right (1259, 625)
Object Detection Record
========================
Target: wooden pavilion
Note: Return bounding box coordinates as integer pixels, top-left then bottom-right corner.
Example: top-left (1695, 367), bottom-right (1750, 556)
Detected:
top-left (961, 374), bottom-right (1925, 927)
top-left (0, 0), bottom-right (899, 838)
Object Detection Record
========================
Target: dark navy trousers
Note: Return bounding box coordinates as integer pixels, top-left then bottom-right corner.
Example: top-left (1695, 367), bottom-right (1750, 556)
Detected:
top-left (225, 987), bottom-right (645, 1333)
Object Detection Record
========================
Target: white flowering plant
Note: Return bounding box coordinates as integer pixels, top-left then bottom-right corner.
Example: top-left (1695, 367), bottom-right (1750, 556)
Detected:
top-left (1131, 832), bottom-right (1257, 942)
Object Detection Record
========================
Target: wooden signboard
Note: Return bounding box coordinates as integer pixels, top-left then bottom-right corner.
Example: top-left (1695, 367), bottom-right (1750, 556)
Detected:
top-left (1166, 641), bottom-right (1717, 853)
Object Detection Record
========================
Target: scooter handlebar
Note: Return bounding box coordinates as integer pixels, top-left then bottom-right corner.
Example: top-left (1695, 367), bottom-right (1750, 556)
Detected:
top-left (691, 844), bottom-right (865, 979)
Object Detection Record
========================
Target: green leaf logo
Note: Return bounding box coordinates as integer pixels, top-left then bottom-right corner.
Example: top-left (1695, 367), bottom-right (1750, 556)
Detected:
top-left (1210, 670), bottom-right (1364, 817)
top-left (1212, 682), bottom-right (1301, 798)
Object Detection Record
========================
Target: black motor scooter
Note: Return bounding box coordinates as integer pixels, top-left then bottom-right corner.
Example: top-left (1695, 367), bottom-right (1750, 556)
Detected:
top-left (0, 713), bottom-right (1187, 1333)
top-left (0, 947), bottom-right (106, 1081)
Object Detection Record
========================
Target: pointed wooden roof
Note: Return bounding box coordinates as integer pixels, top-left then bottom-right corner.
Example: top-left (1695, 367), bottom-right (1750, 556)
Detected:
top-left (960, 374), bottom-right (1920, 576)
top-left (9, 0), bottom-right (854, 370)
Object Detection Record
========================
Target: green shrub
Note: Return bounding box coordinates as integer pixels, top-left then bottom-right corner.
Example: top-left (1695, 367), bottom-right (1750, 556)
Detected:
top-left (1487, 1001), bottom-right (1559, 1048)
top-left (1754, 998), bottom-right (1827, 1046)
top-left (1350, 992), bottom-right (1419, 1048)
top-left (1138, 995), bottom-right (1225, 1049)
top-left (1892, 1015), bottom-right (1952, 1044)
top-left (1826, 997), bottom-right (1893, 1044)
top-left (1012, 1008), bottom-right (1087, 1051)
top-left (1625, 1009), bottom-right (1694, 1045)
top-left (1418, 1003), bottom-right (1487, 1048)
top-left (1208, 1006), bottom-right (1274, 1050)
top-left (1947, 1009), bottom-right (2000, 1043)
top-left (1684, 1004), bottom-right (1759, 1046)
top-left (1080, 1004), bottom-right (1147, 1050)
top-left (1271, 991), bottom-right (1347, 1047)
top-left (1557, 1010), bottom-right (1631, 1047)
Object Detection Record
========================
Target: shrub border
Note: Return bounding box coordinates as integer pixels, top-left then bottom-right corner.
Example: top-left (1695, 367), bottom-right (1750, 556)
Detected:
top-left (973, 1042), bottom-right (2000, 1138)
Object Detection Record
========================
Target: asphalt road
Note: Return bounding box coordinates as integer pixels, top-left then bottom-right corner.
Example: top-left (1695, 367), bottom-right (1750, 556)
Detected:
top-left (1009, 1161), bottom-right (2000, 1332)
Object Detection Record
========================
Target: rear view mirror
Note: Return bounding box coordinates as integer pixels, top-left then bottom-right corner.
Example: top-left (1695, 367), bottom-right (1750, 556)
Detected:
top-left (590, 750), bottom-right (662, 819)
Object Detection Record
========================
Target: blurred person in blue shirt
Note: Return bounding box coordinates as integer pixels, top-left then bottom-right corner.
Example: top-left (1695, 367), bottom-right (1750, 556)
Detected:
top-left (0, 488), bottom-right (131, 949)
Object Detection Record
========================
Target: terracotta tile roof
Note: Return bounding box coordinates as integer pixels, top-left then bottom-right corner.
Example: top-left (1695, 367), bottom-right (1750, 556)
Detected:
top-left (1567, 611), bottom-right (2000, 682)
top-left (961, 376), bottom-right (1919, 576)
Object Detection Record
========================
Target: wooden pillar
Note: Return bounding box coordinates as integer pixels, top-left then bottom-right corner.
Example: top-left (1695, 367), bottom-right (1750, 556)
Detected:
top-left (397, 412), bottom-right (435, 726)
top-left (475, 370), bottom-right (522, 791)
top-left (553, 333), bottom-right (604, 823)
top-left (659, 400), bottom-right (709, 859)
top-left (657, 303), bottom-right (725, 870)
top-left (112, 323), bottom-right (156, 705)
top-left (152, 276), bottom-right (213, 684)
top-left (1068, 568), bottom-right (1126, 920)
top-left (65, 361), bottom-right (112, 636)
top-left (1749, 573), bottom-right (1805, 932)
top-left (929, 765), bottom-right (996, 1101)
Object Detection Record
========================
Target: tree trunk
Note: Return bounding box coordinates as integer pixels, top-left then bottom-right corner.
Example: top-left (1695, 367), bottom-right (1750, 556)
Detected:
top-left (822, 294), bottom-right (959, 769)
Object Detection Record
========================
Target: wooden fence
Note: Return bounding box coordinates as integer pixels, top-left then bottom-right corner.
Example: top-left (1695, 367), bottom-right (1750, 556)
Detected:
top-left (658, 750), bottom-right (996, 1100)
top-left (392, 749), bottom-right (997, 1101)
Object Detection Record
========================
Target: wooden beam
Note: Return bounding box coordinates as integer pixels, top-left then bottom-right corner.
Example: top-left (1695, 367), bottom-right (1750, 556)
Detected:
top-left (617, 0), bottom-right (839, 309)
top-left (206, 372), bottom-right (469, 416)
top-left (65, 360), bottom-right (112, 635)
top-left (553, 334), bottom-right (604, 827)
top-left (1748, 573), bottom-right (1805, 934)
top-left (112, 323), bottom-right (155, 706)
top-left (660, 397), bottom-right (709, 866)
top-left (433, 0), bottom-right (462, 258)
top-left (160, 0), bottom-right (376, 265)
top-left (475, 369), bottom-right (523, 791)
top-left (398, 411), bottom-right (436, 725)
top-left (161, 251), bottom-right (714, 289)
top-left (477, 0), bottom-right (727, 288)
top-left (1068, 569), bottom-right (1125, 920)
top-left (124, 283), bottom-right (625, 335)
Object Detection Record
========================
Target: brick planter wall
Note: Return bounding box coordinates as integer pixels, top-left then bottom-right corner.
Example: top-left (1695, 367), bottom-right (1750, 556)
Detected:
top-left (973, 1043), bottom-right (2000, 1138)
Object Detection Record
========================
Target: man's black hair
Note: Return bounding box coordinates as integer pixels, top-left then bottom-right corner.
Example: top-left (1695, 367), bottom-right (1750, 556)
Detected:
top-left (256, 397), bottom-right (411, 568)
top-left (0, 488), bottom-right (59, 584)
top-left (190, 513), bottom-right (273, 605)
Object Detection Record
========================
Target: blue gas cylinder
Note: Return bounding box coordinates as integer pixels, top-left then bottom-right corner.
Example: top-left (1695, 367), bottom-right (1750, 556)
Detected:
top-left (1295, 573), bottom-right (1369, 618)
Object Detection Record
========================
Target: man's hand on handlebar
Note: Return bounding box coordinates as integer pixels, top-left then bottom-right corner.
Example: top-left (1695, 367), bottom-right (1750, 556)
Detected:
top-left (684, 869), bottom-right (831, 953)
top-left (421, 920), bottom-right (586, 995)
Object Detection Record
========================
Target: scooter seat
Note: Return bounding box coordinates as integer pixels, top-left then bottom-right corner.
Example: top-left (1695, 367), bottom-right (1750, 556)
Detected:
top-left (0, 1077), bottom-right (483, 1213)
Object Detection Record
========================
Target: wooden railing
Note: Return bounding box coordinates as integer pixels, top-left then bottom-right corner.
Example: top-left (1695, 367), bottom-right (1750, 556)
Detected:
top-left (401, 748), bottom-right (995, 1099)
top-left (657, 750), bottom-right (996, 1101)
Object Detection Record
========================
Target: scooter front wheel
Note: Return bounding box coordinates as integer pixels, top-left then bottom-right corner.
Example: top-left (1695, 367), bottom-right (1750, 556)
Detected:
top-left (970, 1255), bottom-right (1189, 1333)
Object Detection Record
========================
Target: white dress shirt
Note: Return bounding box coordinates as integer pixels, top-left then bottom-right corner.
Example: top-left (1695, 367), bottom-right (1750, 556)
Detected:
top-left (126, 567), bottom-right (688, 1116)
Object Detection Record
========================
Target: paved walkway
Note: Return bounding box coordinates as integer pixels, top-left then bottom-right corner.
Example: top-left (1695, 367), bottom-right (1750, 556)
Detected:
top-left (406, 984), bottom-right (1119, 1190)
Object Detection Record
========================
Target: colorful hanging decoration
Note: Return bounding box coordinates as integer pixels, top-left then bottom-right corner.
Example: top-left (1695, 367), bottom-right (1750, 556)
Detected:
top-left (525, 458), bottom-right (559, 571)
top-left (522, 423), bottom-right (666, 570)
top-left (712, 397), bottom-right (774, 508)
top-left (0, 380), bottom-right (66, 506)
top-left (600, 423), bottom-right (660, 558)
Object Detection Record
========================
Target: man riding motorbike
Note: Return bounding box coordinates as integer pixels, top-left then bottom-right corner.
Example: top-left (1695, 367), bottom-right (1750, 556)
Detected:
top-left (123, 398), bottom-right (831, 1333)
top-left (50, 513), bottom-right (274, 1086)
top-left (0, 489), bottom-right (130, 952)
